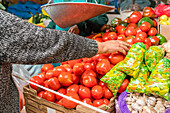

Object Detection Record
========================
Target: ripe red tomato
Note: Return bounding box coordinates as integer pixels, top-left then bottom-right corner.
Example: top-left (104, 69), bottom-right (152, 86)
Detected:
top-left (144, 38), bottom-right (151, 47)
top-left (62, 93), bottom-right (80, 109)
top-left (103, 86), bottom-right (114, 99)
top-left (56, 99), bottom-right (63, 106)
top-left (94, 37), bottom-right (103, 42)
top-left (107, 32), bottom-right (117, 40)
top-left (126, 23), bottom-right (137, 29)
top-left (143, 7), bottom-right (155, 18)
top-left (43, 91), bottom-right (55, 102)
top-left (150, 36), bottom-right (159, 46)
top-left (37, 72), bottom-right (46, 81)
top-left (82, 98), bottom-right (93, 105)
top-left (125, 28), bottom-right (137, 37)
top-left (53, 66), bottom-right (67, 77)
top-left (152, 18), bottom-right (157, 27)
top-left (47, 77), bottom-right (61, 90)
top-left (81, 70), bottom-right (97, 78)
top-left (124, 36), bottom-right (135, 45)
top-left (67, 84), bottom-right (79, 94)
top-left (44, 80), bottom-right (49, 88)
top-left (129, 11), bottom-right (143, 24)
top-left (45, 70), bottom-right (54, 80)
top-left (82, 58), bottom-right (93, 63)
top-left (136, 32), bottom-right (147, 39)
top-left (29, 76), bottom-right (44, 90)
top-left (118, 79), bottom-right (129, 93)
top-left (148, 27), bottom-right (157, 36)
top-left (73, 63), bottom-right (85, 76)
top-left (58, 72), bottom-right (73, 86)
top-left (37, 91), bottom-right (45, 98)
top-left (144, 44), bottom-right (150, 50)
top-left (56, 88), bottom-right (66, 100)
top-left (64, 66), bottom-right (73, 74)
top-left (78, 85), bottom-right (91, 99)
top-left (93, 99), bottom-right (104, 107)
top-left (117, 26), bottom-right (126, 35)
top-left (83, 76), bottom-right (97, 88)
top-left (102, 32), bottom-right (110, 42)
top-left (98, 81), bottom-right (106, 87)
top-left (117, 34), bottom-right (126, 41)
top-left (91, 85), bottom-right (104, 100)
top-left (96, 59), bottom-right (110, 75)
top-left (133, 36), bottom-right (145, 44)
top-left (84, 63), bottom-right (94, 71)
top-left (68, 59), bottom-right (82, 68)
top-left (109, 54), bottom-right (124, 65)
top-left (41, 64), bottom-right (53, 73)
top-left (72, 74), bottom-right (79, 84)
top-left (140, 22), bottom-right (151, 32)
top-left (136, 27), bottom-right (142, 33)
top-left (92, 54), bottom-right (107, 62)
top-left (103, 98), bottom-right (109, 105)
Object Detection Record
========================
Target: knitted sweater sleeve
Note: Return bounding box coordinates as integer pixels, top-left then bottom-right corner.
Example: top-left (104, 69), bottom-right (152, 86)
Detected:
top-left (0, 10), bottom-right (98, 64)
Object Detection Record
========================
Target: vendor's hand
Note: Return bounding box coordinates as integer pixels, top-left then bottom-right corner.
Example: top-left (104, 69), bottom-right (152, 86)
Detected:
top-left (68, 25), bottom-right (80, 35)
top-left (97, 40), bottom-right (131, 55)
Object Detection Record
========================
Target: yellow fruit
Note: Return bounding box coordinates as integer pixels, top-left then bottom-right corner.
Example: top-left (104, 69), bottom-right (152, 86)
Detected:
top-left (160, 20), bottom-right (167, 25)
top-left (160, 15), bottom-right (168, 21)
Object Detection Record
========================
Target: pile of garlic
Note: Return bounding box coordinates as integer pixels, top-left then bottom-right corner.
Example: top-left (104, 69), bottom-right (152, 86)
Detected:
top-left (126, 93), bottom-right (170, 113)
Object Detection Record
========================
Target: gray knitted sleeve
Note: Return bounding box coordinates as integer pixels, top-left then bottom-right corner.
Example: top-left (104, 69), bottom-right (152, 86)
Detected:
top-left (0, 10), bottom-right (98, 64)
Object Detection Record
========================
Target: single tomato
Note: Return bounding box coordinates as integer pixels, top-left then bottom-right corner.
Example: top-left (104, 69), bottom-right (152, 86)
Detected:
top-left (143, 7), bottom-right (155, 18)
top-left (140, 22), bottom-right (151, 32)
top-left (107, 32), bottom-right (117, 40)
top-left (81, 70), bottom-right (97, 78)
top-left (126, 23), bottom-right (137, 29)
top-left (45, 69), bottom-right (54, 80)
top-left (37, 91), bottom-right (45, 98)
top-left (72, 74), bottom-right (79, 84)
top-left (125, 28), bottom-right (137, 37)
top-left (37, 72), bottom-right (46, 81)
top-left (41, 64), bottom-right (53, 73)
top-left (84, 63), bottom-right (94, 71)
top-left (150, 36), bottom-right (159, 46)
top-left (124, 36), bottom-right (135, 45)
top-left (53, 66), bottom-right (67, 77)
top-left (136, 32), bottom-right (147, 39)
top-left (98, 81), bottom-right (106, 87)
top-left (29, 76), bottom-right (44, 91)
top-left (152, 18), bottom-right (157, 27)
top-left (117, 34), bottom-right (126, 41)
top-left (62, 93), bottom-right (80, 109)
top-left (91, 85), bottom-right (104, 100)
top-left (83, 76), bottom-right (97, 88)
top-left (43, 91), bottom-right (55, 102)
top-left (103, 98), bottom-right (109, 105)
top-left (133, 36), bottom-right (145, 43)
top-left (78, 85), bottom-right (91, 99)
top-left (73, 63), bottom-right (85, 77)
top-left (102, 32), bottom-right (110, 42)
top-left (103, 86), bottom-right (114, 99)
top-left (109, 53), bottom-right (124, 65)
top-left (68, 59), bottom-right (82, 68)
top-left (47, 77), bottom-right (61, 91)
top-left (58, 72), bottom-right (73, 86)
top-left (94, 37), bottom-right (103, 42)
top-left (96, 59), bottom-right (110, 75)
top-left (82, 98), bottom-right (93, 105)
top-left (93, 99), bottom-right (104, 107)
top-left (56, 88), bottom-right (66, 100)
top-left (67, 84), bottom-right (79, 94)
top-left (136, 27), bottom-right (142, 33)
top-left (129, 11), bottom-right (142, 24)
top-left (148, 27), bottom-right (157, 36)
top-left (144, 38), bottom-right (151, 47)
top-left (118, 79), bottom-right (129, 93)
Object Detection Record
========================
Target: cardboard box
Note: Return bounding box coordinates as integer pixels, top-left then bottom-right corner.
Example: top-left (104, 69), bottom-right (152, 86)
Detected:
top-left (23, 85), bottom-right (116, 113)
top-left (158, 23), bottom-right (170, 41)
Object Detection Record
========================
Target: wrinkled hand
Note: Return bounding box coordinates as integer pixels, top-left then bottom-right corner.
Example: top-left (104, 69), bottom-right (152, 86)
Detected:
top-left (68, 25), bottom-right (80, 35)
top-left (97, 40), bottom-right (131, 55)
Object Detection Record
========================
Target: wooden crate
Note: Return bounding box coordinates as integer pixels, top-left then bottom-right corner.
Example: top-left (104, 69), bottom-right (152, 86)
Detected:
top-left (23, 85), bottom-right (116, 113)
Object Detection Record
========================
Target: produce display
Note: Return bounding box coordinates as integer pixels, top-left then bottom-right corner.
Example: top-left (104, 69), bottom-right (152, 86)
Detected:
top-left (27, 6), bottom-right (170, 113)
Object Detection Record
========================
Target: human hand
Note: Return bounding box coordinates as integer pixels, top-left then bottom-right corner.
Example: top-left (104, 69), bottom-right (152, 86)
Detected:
top-left (68, 25), bottom-right (80, 35)
top-left (97, 40), bottom-right (131, 55)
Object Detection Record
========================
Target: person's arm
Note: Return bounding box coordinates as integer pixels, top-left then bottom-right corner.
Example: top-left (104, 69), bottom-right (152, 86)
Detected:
top-left (77, 13), bottom-right (108, 36)
top-left (0, 10), bottom-right (98, 64)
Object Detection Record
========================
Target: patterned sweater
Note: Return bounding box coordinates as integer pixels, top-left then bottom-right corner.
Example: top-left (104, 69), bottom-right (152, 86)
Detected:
top-left (0, 10), bottom-right (98, 112)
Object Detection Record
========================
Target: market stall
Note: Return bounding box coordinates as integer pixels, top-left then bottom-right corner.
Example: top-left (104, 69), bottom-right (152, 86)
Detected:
top-left (1, 0), bottom-right (169, 113)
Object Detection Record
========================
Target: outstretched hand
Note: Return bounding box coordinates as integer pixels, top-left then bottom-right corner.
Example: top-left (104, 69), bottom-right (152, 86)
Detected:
top-left (97, 40), bottom-right (131, 55)
top-left (68, 25), bottom-right (80, 35)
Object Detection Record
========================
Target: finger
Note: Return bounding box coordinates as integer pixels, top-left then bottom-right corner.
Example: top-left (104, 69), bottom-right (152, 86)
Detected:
top-left (117, 40), bottom-right (131, 47)
top-left (117, 47), bottom-right (126, 55)
top-left (119, 44), bottom-right (129, 52)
